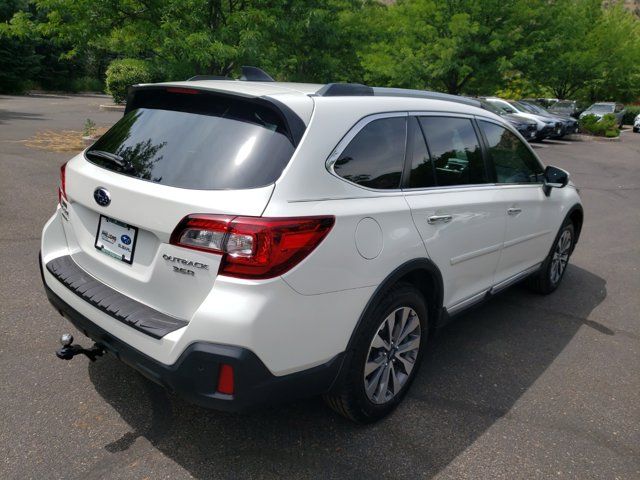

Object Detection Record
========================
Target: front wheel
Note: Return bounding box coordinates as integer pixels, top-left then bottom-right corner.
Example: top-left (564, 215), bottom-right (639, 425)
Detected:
top-left (324, 283), bottom-right (427, 423)
top-left (528, 222), bottom-right (575, 294)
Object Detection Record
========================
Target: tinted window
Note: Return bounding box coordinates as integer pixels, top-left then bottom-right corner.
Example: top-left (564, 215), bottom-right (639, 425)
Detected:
top-left (588, 104), bottom-right (614, 114)
top-left (419, 117), bottom-right (487, 186)
top-left (333, 117), bottom-right (406, 189)
top-left (479, 121), bottom-right (543, 183)
top-left (86, 90), bottom-right (297, 190)
top-left (408, 117), bottom-right (436, 188)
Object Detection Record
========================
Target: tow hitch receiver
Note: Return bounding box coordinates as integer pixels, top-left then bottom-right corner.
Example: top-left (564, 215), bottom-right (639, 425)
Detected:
top-left (56, 333), bottom-right (105, 362)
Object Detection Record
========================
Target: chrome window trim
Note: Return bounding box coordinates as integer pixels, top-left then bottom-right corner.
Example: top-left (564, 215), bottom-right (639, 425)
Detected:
top-left (325, 110), bottom-right (546, 195)
top-left (402, 182), bottom-right (544, 195)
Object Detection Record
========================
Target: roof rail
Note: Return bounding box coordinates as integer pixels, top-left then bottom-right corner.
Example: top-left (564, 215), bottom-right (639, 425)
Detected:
top-left (372, 87), bottom-right (481, 107)
top-left (187, 75), bottom-right (230, 81)
top-left (315, 83), bottom-right (374, 97)
top-left (240, 66), bottom-right (275, 82)
top-left (314, 83), bottom-right (480, 107)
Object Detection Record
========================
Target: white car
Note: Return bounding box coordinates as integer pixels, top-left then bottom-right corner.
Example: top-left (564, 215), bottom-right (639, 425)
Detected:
top-left (40, 70), bottom-right (584, 422)
top-left (483, 97), bottom-right (565, 140)
top-left (633, 113), bottom-right (640, 133)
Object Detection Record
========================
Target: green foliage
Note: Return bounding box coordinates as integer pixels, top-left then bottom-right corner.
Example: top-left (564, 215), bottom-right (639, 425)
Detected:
top-left (357, 0), bottom-right (519, 94)
top-left (2, 0), bottom-right (640, 102)
top-left (605, 129), bottom-right (619, 138)
top-left (579, 113), bottom-right (619, 137)
top-left (0, 1), bottom-right (40, 93)
top-left (622, 106), bottom-right (640, 125)
top-left (105, 59), bottom-right (153, 103)
top-left (495, 72), bottom-right (549, 100)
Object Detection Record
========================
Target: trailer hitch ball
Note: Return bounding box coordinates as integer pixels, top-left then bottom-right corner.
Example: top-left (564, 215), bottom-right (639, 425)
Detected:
top-left (56, 333), bottom-right (104, 362)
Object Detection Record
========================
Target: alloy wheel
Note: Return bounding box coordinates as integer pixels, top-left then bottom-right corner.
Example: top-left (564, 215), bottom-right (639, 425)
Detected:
top-left (550, 229), bottom-right (572, 284)
top-left (364, 307), bottom-right (421, 405)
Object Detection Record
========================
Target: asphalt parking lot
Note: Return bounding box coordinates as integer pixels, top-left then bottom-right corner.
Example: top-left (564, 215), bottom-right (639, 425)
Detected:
top-left (1, 94), bottom-right (639, 480)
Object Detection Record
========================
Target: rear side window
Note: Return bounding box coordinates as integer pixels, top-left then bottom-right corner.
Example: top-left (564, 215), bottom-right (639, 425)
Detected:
top-left (333, 117), bottom-right (406, 190)
top-left (86, 89), bottom-right (298, 190)
top-left (418, 117), bottom-right (487, 186)
top-left (479, 121), bottom-right (543, 184)
top-left (407, 117), bottom-right (436, 188)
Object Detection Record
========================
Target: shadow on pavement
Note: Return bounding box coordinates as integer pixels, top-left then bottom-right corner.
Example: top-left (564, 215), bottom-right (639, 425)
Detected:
top-left (0, 109), bottom-right (46, 125)
top-left (88, 264), bottom-right (607, 478)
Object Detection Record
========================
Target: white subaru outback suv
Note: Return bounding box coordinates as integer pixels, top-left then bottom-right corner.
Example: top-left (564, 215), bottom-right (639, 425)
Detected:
top-left (40, 70), bottom-right (583, 422)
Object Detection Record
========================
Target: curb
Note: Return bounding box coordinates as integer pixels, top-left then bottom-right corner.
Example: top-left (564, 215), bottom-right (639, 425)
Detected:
top-left (99, 104), bottom-right (126, 112)
top-left (570, 133), bottom-right (620, 142)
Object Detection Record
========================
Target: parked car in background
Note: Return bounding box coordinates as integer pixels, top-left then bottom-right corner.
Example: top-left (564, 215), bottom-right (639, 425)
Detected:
top-left (524, 98), bottom-right (558, 108)
top-left (633, 113), bottom-right (640, 133)
top-left (482, 97), bottom-right (562, 140)
top-left (476, 98), bottom-right (538, 141)
top-left (549, 100), bottom-right (583, 118)
top-left (519, 100), bottom-right (579, 136)
top-left (579, 102), bottom-right (626, 127)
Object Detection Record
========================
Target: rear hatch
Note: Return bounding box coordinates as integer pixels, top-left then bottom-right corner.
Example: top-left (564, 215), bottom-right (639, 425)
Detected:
top-left (60, 86), bottom-right (306, 320)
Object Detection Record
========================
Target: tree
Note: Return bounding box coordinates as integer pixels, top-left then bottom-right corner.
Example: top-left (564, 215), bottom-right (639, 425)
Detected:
top-left (0, 1), bottom-right (41, 92)
top-left (356, 0), bottom-right (521, 94)
top-left (9, 0), bottom-right (366, 82)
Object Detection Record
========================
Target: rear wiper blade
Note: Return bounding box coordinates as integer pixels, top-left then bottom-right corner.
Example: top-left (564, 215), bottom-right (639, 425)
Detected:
top-left (86, 150), bottom-right (128, 168)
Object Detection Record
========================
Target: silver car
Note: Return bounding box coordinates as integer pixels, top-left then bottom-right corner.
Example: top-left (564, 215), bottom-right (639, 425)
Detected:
top-left (579, 102), bottom-right (626, 127)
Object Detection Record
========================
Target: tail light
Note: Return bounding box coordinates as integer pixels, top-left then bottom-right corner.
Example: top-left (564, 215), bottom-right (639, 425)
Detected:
top-left (58, 162), bottom-right (67, 202)
top-left (170, 214), bottom-right (335, 279)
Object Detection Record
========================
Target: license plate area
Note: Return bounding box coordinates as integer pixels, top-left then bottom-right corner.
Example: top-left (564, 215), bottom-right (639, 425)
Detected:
top-left (95, 215), bottom-right (138, 264)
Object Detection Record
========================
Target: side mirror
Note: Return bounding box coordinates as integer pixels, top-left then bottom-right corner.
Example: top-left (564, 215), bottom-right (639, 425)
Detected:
top-left (543, 165), bottom-right (569, 196)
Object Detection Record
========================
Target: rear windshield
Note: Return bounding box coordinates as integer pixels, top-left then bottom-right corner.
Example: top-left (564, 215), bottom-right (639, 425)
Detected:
top-left (552, 101), bottom-right (574, 109)
top-left (86, 88), bottom-right (298, 190)
top-left (587, 104), bottom-right (614, 114)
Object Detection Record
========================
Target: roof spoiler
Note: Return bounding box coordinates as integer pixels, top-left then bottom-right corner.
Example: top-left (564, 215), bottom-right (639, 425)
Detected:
top-left (240, 66), bottom-right (275, 82)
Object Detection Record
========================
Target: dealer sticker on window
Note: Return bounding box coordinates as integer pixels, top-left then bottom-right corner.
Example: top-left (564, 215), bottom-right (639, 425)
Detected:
top-left (95, 215), bottom-right (138, 264)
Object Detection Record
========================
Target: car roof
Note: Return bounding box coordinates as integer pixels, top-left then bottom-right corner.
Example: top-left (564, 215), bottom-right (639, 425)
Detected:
top-left (140, 79), bottom-right (495, 123)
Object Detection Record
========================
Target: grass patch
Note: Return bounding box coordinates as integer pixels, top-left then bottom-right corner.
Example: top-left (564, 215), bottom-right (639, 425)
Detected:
top-left (23, 127), bottom-right (108, 152)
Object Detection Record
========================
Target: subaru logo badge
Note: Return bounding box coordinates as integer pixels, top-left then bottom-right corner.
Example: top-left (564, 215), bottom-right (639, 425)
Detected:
top-left (93, 187), bottom-right (111, 207)
top-left (120, 234), bottom-right (131, 245)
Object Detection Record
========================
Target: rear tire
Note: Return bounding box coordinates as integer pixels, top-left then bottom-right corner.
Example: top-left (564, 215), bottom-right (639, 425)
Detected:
top-left (323, 283), bottom-right (428, 423)
top-left (527, 221), bottom-right (575, 295)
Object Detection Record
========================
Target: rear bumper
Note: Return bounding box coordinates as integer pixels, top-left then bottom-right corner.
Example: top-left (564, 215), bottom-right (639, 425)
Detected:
top-left (40, 254), bottom-right (345, 411)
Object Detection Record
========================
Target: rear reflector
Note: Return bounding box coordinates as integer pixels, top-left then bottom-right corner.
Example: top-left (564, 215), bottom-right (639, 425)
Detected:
top-left (217, 364), bottom-right (234, 395)
top-left (170, 214), bottom-right (335, 279)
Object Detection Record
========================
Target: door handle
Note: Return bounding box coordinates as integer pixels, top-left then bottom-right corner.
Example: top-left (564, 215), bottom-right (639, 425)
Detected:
top-left (507, 208), bottom-right (522, 216)
top-left (427, 214), bottom-right (453, 224)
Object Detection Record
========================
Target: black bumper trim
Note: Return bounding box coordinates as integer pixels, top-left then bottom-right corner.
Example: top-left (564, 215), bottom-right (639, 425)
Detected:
top-left (41, 255), bottom-right (344, 411)
top-left (46, 255), bottom-right (187, 339)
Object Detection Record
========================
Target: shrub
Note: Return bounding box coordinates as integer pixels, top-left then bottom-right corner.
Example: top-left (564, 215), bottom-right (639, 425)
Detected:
top-left (71, 76), bottom-right (104, 93)
top-left (83, 118), bottom-right (97, 137)
top-left (105, 59), bottom-right (153, 103)
top-left (622, 105), bottom-right (640, 125)
top-left (579, 113), bottom-right (619, 137)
